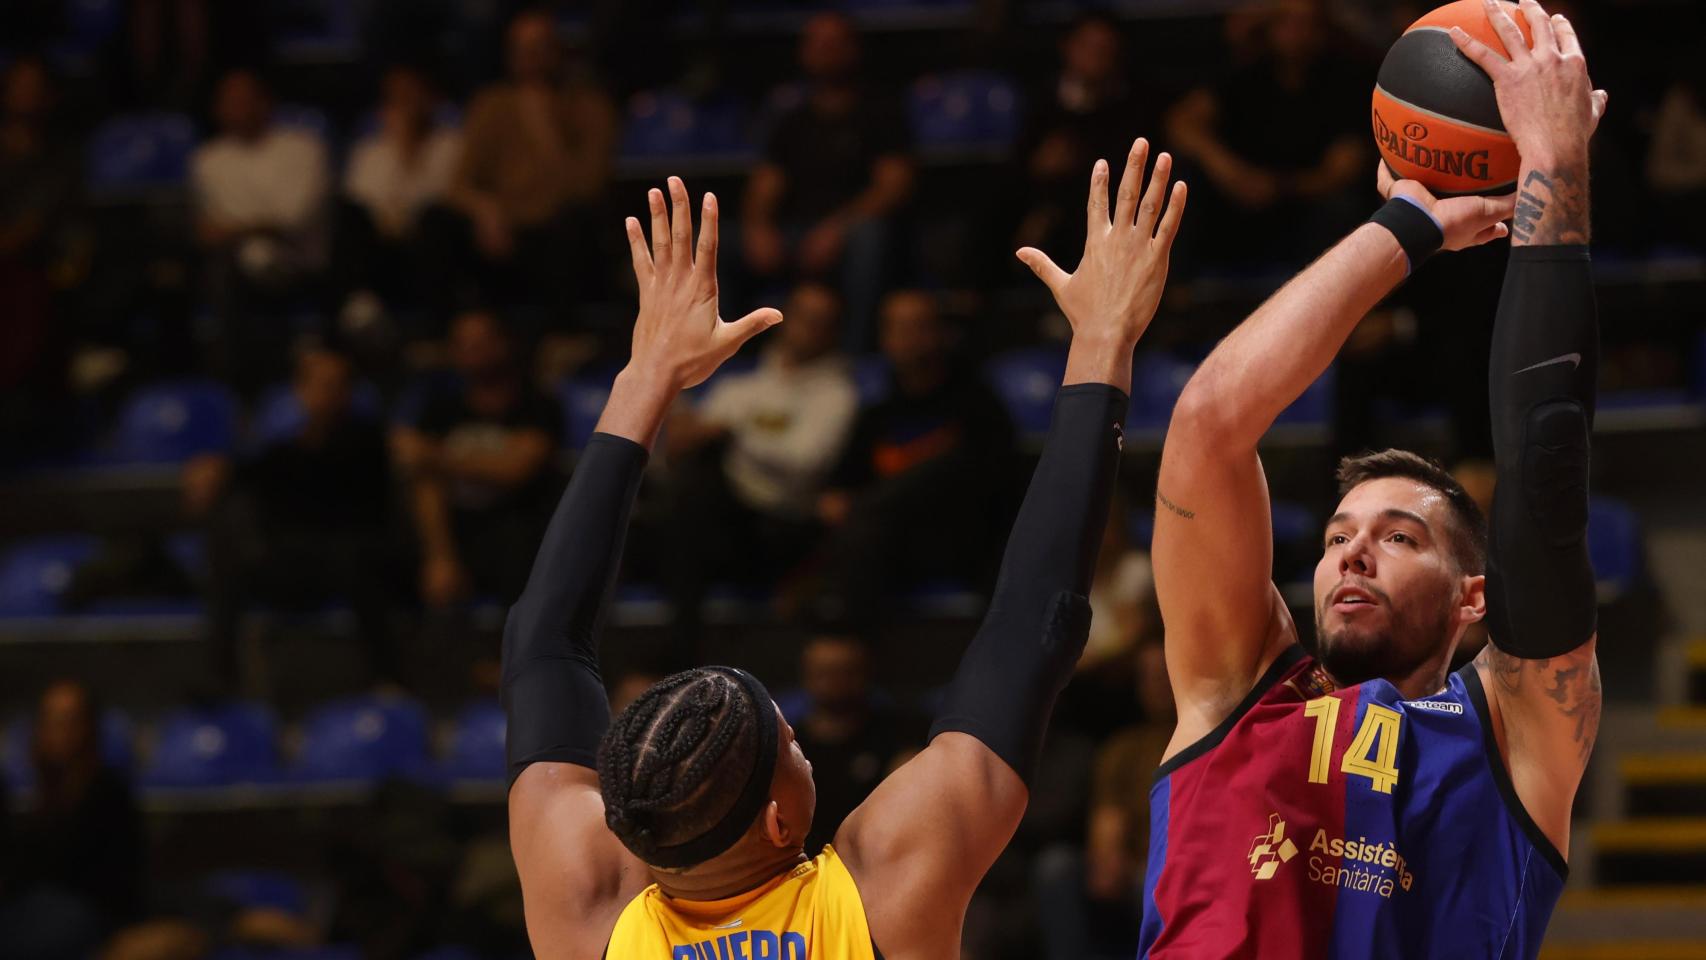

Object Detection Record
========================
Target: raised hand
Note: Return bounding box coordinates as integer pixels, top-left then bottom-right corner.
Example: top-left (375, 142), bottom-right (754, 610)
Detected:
top-left (1017, 138), bottom-right (1185, 354)
top-left (1449, 0), bottom-right (1604, 246)
top-left (597, 177), bottom-right (782, 447)
top-left (625, 177), bottom-right (782, 392)
top-left (1377, 161), bottom-right (1515, 251)
top-left (1450, 0), bottom-right (1608, 166)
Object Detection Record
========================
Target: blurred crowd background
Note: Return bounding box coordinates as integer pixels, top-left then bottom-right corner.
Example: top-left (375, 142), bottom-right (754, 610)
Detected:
top-left (0, 1), bottom-right (1702, 959)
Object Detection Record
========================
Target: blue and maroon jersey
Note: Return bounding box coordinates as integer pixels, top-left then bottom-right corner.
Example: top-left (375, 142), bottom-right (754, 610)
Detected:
top-left (1138, 646), bottom-right (1567, 959)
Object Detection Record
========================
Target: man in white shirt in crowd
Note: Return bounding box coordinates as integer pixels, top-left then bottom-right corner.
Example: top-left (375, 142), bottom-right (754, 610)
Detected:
top-left (661, 282), bottom-right (859, 645)
top-left (193, 67), bottom-right (329, 283)
top-left (337, 64), bottom-right (463, 328)
top-left (192, 67), bottom-right (330, 386)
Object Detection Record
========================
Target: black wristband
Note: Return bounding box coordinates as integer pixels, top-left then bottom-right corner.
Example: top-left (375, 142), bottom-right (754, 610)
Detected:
top-left (1368, 195), bottom-right (1445, 275)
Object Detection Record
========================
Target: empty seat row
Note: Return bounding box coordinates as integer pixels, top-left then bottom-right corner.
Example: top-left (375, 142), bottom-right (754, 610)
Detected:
top-left (86, 71), bottom-right (1022, 196)
top-left (1, 697), bottom-right (506, 793)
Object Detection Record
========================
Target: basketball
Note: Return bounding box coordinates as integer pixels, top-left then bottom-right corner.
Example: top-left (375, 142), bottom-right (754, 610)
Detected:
top-left (1372, 0), bottom-right (1534, 195)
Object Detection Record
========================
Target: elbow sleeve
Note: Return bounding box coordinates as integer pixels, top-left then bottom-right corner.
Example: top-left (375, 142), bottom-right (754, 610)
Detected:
top-left (1486, 246), bottom-right (1599, 659)
top-left (929, 383), bottom-right (1126, 783)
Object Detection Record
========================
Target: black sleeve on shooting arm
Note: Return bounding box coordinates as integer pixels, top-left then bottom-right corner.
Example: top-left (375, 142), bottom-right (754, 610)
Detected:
top-left (929, 382), bottom-right (1127, 784)
top-left (1486, 245), bottom-right (1600, 659)
top-left (502, 433), bottom-right (648, 787)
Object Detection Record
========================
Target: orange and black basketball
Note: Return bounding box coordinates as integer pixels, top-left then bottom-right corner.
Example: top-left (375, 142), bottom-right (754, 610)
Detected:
top-left (1372, 0), bottom-right (1534, 196)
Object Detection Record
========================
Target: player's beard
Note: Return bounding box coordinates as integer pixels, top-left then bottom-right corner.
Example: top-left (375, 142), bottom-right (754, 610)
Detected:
top-left (1314, 580), bottom-right (1458, 687)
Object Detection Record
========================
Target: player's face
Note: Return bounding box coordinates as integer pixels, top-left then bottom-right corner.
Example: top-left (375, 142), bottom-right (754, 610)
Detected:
top-left (769, 706), bottom-right (816, 847)
top-left (1312, 478), bottom-right (1473, 685)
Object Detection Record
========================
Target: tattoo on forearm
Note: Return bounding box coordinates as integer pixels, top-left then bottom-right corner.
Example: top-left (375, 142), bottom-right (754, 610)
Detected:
top-left (1156, 490), bottom-right (1196, 520)
top-left (1509, 168), bottom-right (1590, 246)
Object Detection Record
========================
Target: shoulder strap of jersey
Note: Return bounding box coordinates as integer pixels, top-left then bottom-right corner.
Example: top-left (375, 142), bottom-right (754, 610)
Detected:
top-left (1156, 645), bottom-right (1309, 780)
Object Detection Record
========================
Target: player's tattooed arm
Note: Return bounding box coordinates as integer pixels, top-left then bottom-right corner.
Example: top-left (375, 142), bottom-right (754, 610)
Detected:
top-left (1509, 167), bottom-right (1590, 246)
top-left (1476, 640), bottom-right (1602, 767)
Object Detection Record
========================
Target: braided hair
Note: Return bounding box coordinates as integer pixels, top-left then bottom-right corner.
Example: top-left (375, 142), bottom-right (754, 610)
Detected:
top-left (596, 668), bottom-right (764, 864)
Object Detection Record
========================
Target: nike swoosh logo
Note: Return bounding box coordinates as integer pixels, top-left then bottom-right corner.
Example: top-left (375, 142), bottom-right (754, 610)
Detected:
top-left (710, 919), bottom-right (744, 930)
top-left (1512, 353), bottom-right (1582, 375)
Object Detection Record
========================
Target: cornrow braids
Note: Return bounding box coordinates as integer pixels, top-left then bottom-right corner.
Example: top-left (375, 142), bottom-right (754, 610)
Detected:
top-left (596, 667), bottom-right (771, 865)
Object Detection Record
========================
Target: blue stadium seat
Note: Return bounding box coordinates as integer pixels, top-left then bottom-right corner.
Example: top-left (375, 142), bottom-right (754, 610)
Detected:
top-left (5, 709), bottom-right (134, 791)
top-left (0, 535), bottom-right (100, 617)
top-left (559, 375), bottom-right (616, 453)
top-left (250, 381), bottom-right (383, 448)
top-left (1587, 497), bottom-right (1642, 599)
top-left (112, 381), bottom-right (238, 464)
top-left (205, 870), bottom-right (309, 916)
top-left (909, 71), bottom-right (1020, 152)
top-left (852, 354), bottom-right (892, 407)
top-left (1275, 365), bottom-right (1336, 427)
top-left (144, 703), bottom-right (280, 789)
top-left (87, 113), bottom-right (197, 195)
top-left (293, 695), bottom-right (429, 784)
top-left (1127, 351), bottom-right (1196, 431)
top-left (438, 701), bottom-right (506, 784)
top-left (65, 0), bottom-right (124, 50)
top-left (1269, 501), bottom-right (1316, 546)
top-left (985, 347), bottom-right (1068, 438)
top-left (621, 92), bottom-right (751, 160)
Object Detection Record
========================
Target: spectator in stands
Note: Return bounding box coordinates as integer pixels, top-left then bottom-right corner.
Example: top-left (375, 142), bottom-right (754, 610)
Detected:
top-left (790, 634), bottom-right (922, 855)
top-left (0, 681), bottom-right (143, 958)
top-left (190, 345), bottom-right (396, 689)
top-left (1648, 68), bottom-right (1706, 248)
top-left (1014, 15), bottom-right (1154, 259)
top-left (0, 56), bottom-right (78, 462)
top-left (1034, 637), bottom-right (1174, 960)
top-left (193, 68), bottom-right (331, 386)
top-left (742, 12), bottom-right (914, 347)
top-left (394, 308), bottom-right (562, 610)
top-left (441, 7), bottom-right (617, 317)
top-left (817, 289), bottom-right (1014, 625)
top-left (662, 282), bottom-right (857, 640)
top-left (336, 64), bottom-right (463, 324)
top-left (1166, 0), bottom-right (1369, 267)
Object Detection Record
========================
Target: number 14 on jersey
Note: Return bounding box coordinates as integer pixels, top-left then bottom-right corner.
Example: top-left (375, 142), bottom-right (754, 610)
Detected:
top-left (1304, 697), bottom-right (1402, 794)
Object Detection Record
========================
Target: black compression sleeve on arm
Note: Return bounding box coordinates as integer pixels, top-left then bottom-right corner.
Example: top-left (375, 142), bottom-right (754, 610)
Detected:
top-left (929, 382), bottom-right (1127, 784)
top-left (1486, 245), bottom-right (1600, 659)
top-left (502, 432), bottom-right (648, 786)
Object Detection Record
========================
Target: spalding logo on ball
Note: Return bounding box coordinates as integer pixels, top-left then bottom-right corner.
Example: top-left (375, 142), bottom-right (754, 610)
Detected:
top-left (1372, 0), bottom-right (1534, 196)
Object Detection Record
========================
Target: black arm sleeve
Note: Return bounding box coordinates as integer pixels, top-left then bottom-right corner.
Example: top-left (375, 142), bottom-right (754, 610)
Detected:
top-left (501, 432), bottom-right (648, 786)
top-left (928, 382), bottom-right (1127, 784)
top-left (1486, 245), bottom-right (1599, 659)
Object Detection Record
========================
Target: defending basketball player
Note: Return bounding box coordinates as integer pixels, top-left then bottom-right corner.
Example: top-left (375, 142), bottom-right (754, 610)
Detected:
top-left (1138, 1), bottom-right (1605, 956)
top-left (504, 140), bottom-right (1185, 958)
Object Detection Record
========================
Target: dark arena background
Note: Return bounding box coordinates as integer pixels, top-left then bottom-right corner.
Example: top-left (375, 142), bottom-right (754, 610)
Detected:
top-left (1, 1), bottom-right (1703, 958)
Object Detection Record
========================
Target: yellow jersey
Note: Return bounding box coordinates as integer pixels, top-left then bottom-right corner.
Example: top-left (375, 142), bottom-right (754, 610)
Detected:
top-left (606, 845), bottom-right (876, 960)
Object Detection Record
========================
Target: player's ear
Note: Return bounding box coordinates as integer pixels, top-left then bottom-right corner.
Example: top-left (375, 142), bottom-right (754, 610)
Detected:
top-left (1459, 573), bottom-right (1487, 625)
top-left (761, 800), bottom-right (793, 849)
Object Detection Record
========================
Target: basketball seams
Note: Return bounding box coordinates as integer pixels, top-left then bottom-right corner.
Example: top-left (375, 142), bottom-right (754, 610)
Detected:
top-left (1374, 84), bottom-right (1511, 139)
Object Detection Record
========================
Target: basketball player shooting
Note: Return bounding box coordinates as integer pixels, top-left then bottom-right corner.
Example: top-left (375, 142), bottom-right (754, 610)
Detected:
top-left (503, 141), bottom-right (1185, 958)
top-left (1137, 1), bottom-right (1606, 956)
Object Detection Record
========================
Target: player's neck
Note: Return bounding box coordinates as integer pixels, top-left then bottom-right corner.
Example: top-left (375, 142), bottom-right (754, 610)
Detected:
top-left (654, 846), bottom-right (809, 903)
top-left (1373, 652), bottom-right (1455, 701)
